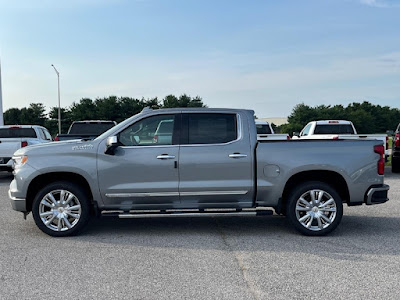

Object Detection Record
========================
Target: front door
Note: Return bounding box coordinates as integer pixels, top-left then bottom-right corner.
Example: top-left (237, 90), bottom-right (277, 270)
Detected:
top-left (97, 113), bottom-right (180, 210)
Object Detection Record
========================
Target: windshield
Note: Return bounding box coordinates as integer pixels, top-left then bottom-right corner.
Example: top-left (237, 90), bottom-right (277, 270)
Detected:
top-left (95, 112), bottom-right (141, 141)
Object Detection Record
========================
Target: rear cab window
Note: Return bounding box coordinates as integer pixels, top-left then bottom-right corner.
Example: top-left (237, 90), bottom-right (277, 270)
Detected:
top-left (256, 124), bottom-right (272, 134)
top-left (0, 128), bottom-right (37, 138)
top-left (69, 122), bottom-right (116, 135)
top-left (314, 124), bottom-right (355, 134)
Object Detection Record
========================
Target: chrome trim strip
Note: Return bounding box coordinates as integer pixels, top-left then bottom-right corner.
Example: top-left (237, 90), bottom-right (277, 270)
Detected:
top-left (8, 190), bottom-right (25, 201)
top-left (180, 190), bottom-right (248, 196)
top-left (106, 190), bottom-right (248, 198)
top-left (106, 192), bottom-right (179, 198)
top-left (119, 211), bottom-right (257, 219)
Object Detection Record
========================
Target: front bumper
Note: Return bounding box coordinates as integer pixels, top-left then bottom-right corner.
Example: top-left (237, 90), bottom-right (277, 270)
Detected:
top-left (9, 189), bottom-right (27, 212)
top-left (366, 184), bottom-right (389, 205)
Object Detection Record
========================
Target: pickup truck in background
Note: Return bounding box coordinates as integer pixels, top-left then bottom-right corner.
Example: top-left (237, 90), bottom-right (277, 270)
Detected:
top-left (0, 125), bottom-right (52, 171)
top-left (255, 120), bottom-right (290, 140)
top-left (9, 108), bottom-right (389, 237)
top-left (54, 120), bottom-right (116, 141)
top-left (292, 120), bottom-right (389, 160)
top-left (391, 123), bottom-right (400, 173)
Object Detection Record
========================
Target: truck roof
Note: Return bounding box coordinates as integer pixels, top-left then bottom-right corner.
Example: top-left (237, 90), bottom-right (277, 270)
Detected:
top-left (313, 120), bottom-right (353, 125)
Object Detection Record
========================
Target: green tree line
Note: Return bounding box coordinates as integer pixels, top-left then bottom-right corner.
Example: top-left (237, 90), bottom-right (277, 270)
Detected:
top-left (279, 101), bottom-right (400, 135)
top-left (4, 94), bottom-right (205, 136)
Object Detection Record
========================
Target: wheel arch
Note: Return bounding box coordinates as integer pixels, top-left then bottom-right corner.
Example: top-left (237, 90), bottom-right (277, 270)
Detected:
top-left (26, 172), bottom-right (94, 212)
top-left (279, 170), bottom-right (350, 213)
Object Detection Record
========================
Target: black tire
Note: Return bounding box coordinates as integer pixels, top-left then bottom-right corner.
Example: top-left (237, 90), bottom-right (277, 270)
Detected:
top-left (392, 158), bottom-right (400, 173)
top-left (286, 181), bottom-right (343, 236)
top-left (32, 181), bottom-right (91, 237)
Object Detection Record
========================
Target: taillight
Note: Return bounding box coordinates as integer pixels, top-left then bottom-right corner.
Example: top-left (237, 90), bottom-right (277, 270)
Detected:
top-left (374, 145), bottom-right (385, 175)
top-left (54, 136), bottom-right (59, 141)
top-left (395, 133), bottom-right (400, 148)
top-left (287, 136), bottom-right (290, 140)
top-left (21, 141), bottom-right (28, 148)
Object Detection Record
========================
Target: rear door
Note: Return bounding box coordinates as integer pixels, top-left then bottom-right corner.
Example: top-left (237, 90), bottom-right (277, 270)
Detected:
top-left (178, 112), bottom-right (254, 208)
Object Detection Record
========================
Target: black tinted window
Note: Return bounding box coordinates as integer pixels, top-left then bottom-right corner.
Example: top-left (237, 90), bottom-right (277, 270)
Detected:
top-left (69, 122), bottom-right (115, 135)
top-left (188, 113), bottom-right (237, 144)
top-left (0, 128), bottom-right (37, 138)
top-left (256, 124), bottom-right (272, 134)
top-left (314, 124), bottom-right (354, 134)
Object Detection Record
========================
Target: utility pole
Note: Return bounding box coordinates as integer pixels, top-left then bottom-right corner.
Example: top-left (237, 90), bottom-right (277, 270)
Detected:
top-left (51, 64), bottom-right (61, 134)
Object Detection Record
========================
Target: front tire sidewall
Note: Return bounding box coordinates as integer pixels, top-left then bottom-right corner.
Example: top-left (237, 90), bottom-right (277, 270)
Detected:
top-left (32, 182), bottom-right (90, 237)
top-left (286, 181), bottom-right (343, 236)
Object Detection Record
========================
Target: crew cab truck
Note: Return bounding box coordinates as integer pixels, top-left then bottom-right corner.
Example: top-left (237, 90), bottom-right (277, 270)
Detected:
top-left (9, 108), bottom-right (389, 237)
top-left (0, 125), bottom-right (52, 171)
top-left (55, 120), bottom-right (116, 141)
top-left (293, 120), bottom-right (389, 160)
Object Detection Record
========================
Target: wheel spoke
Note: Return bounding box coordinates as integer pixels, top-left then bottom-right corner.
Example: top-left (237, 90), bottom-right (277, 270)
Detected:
top-left (320, 214), bottom-right (332, 224)
top-left (317, 216), bottom-right (323, 229)
top-left (310, 191), bottom-right (316, 205)
top-left (60, 190), bottom-right (66, 203)
top-left (68, 205), bottom-right (81, 211)
top-left (63, 217), bottom-right (72, 229)
top-left (319, 198), bottom-right (334, 208)
top-left (57, 217), bottom-right (63, 231)
top-left (47, 193), bottom-right (58, 205)
top-left (296, 206), bottom-right (311, 212)
top-left (306, 215), bottom-right (314, 228)
top-left (64, 193), bottom-right (74, 205)
top-left (40, 211), bottom-right (54, 217)
top-left (320, 207), bottom-right (336, 212)
top-left (66, 212), bottom-right (80, 219)
top-left (41, 199), bottom-right (54, 208)
top-left (299, 197), bottom-right (311, 207)
top-left (299, 213), bottom-right (310, 223)
top-left (45, 215), bottom-right (56, 226)
top-left (316, 191), bottom-right (324, 205)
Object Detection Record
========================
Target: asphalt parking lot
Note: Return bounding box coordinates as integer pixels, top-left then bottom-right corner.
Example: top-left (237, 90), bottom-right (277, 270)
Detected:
top-left (0, 169), bottom-right (399, 300)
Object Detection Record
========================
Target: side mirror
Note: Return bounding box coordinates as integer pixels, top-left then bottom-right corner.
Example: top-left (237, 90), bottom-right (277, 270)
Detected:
top-left (293, 132), bottom-right (300, 137)
top-left (386, 130), bottom-right (394, 136)
top-left (105, 136), bottom-right (119, 155)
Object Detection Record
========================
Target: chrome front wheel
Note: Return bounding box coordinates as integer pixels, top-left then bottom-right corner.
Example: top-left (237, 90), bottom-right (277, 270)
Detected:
top-left (39, 190), bottom-right (82, 232)
top-left (32, 182), bottom-right (90, 237)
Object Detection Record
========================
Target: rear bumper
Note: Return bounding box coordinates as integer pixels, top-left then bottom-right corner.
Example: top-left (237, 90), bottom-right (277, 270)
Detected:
top-left (366, 184), bottom-right (389, 205)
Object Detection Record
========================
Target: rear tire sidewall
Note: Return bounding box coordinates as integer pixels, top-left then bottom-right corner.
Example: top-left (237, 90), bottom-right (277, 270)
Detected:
top-left (286, 181), bottom-right (343, 236)
top-left (32, 181), bottom-right (90, 237)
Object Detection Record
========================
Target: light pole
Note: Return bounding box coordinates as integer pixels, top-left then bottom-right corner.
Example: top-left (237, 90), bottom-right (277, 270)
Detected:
top-left (51, 64), bottom-right (61, 135)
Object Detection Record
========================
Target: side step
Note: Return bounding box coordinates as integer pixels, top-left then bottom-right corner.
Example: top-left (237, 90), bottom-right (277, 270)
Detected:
top-left (102, 209), bottom-right (273, 219)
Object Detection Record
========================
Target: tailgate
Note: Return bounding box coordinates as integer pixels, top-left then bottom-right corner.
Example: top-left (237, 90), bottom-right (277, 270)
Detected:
top-left (0, 138), bottom-right (22, 160)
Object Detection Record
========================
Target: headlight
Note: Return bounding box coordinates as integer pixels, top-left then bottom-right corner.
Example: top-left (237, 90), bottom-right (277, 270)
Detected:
top-left (12, 156), bottom-right (28, 169)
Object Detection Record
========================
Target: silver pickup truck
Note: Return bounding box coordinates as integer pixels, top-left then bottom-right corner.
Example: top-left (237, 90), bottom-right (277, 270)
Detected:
top-left (9, 108), bottom-right (389, 237)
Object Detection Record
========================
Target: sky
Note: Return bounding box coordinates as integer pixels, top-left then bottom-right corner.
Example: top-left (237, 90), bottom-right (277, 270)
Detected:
top-left (0, 0), bottom-right (399, 118)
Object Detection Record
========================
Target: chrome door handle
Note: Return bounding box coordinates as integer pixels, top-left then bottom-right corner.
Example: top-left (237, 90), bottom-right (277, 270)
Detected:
top-left (157, 154), bottom-right (176, 159)
top-left (229, 153), bottom-right (248, 158)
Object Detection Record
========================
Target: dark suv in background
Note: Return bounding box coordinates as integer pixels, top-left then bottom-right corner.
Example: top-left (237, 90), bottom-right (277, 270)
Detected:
top-left (392, 123), bottom-right (400, 173)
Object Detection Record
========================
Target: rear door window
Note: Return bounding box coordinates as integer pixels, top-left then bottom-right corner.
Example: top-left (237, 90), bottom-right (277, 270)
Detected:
top-left (184, 113), bottom-right (237, 144)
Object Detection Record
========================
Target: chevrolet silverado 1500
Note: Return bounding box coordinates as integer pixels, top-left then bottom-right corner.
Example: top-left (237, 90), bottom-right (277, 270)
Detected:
top-left (9, 108), bottom-right (389, 237)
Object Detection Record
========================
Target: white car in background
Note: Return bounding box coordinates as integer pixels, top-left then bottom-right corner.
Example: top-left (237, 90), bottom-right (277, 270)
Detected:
top-left (0, 125), bottom-right (52, 171)
top-left (292, 120), bottom-right (389, 160)
top-left (255, 120), bottom-right (290, 140)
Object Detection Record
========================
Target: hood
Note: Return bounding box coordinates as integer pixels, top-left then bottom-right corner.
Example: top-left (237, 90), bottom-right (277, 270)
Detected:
top-left (14, 139), bottom-right (100, 157)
